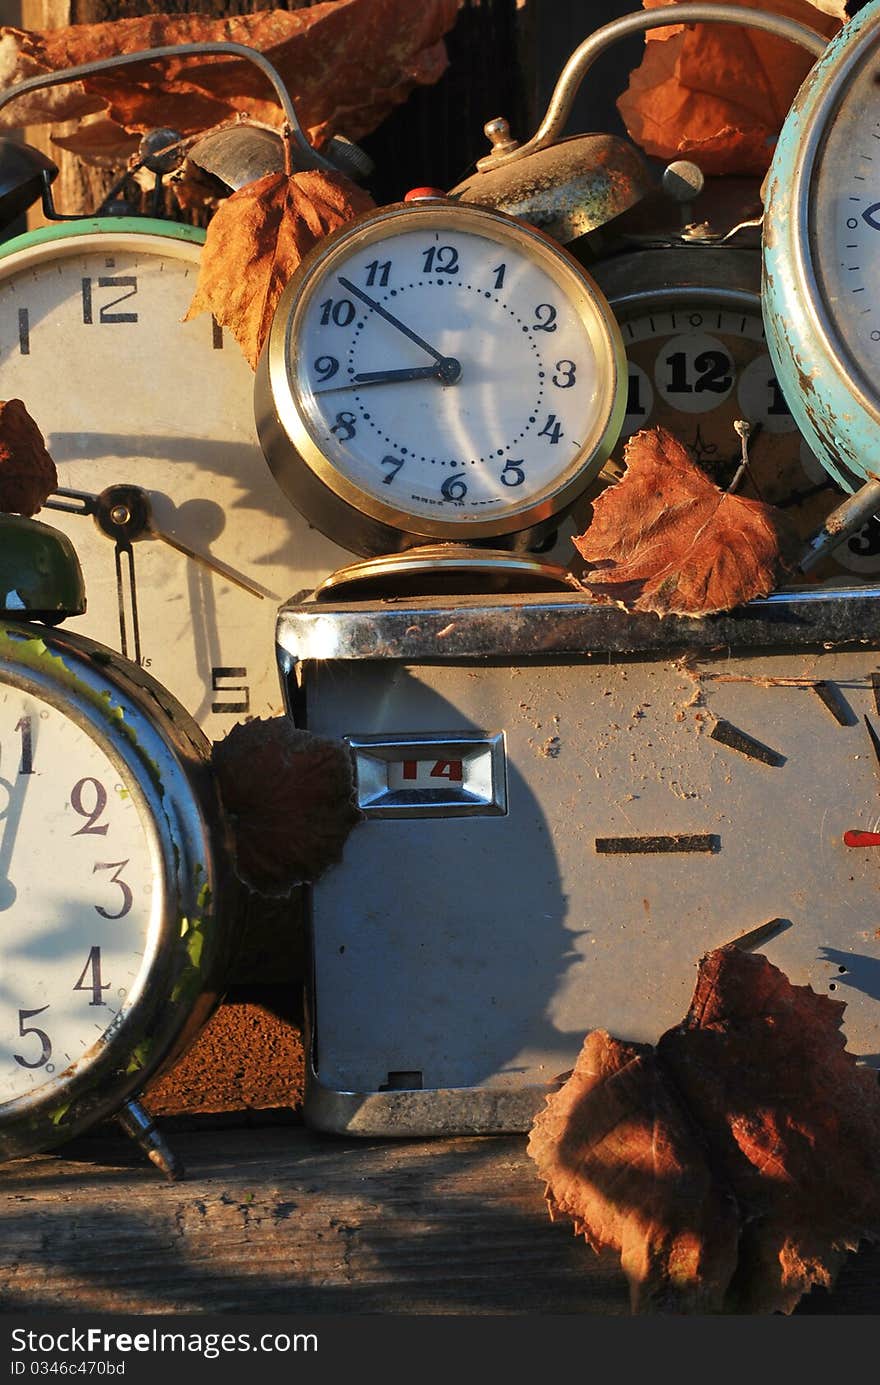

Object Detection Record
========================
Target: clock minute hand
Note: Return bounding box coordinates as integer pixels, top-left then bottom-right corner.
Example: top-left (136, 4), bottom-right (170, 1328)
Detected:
top-left (336, 275), bottom-right (447, 364)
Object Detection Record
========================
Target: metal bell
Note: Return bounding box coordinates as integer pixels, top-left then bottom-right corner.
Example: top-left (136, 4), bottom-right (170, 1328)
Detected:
top-left (0, 515), bottom-right (85, 624)
top-left (0, 139), bottom-right (57, 228)
top-left (449, 119), bottom-right (651, 244)
top-left (187, 123), bottom-right (374, 191)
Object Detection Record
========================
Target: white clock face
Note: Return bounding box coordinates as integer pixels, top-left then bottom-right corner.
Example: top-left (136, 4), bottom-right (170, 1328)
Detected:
top-left (0, 684), bottom-right (158, 1104)
top-left (273, 204), bottom-right (623, 536)
top-left (0, 227), bottom-right (350, 740)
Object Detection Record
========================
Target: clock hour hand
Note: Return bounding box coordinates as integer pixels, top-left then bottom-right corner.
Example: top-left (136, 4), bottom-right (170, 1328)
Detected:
top-left (336, 275), bottom-right (451, 365)
top-left (44, 485), bottom-right (268, 600)
top-left (316, 360), bottom-right (462, 393)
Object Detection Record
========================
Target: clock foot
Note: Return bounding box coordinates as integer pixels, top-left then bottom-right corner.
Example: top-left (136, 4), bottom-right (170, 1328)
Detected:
top-left (117, 1100), bottom-right (185, 1181)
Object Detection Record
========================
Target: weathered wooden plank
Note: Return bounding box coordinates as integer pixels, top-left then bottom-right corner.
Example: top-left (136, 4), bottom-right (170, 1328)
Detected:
top-left (0, 1127), bottom-right (631, 1315)
top-left (1, 1125), bottom-right (879, 1316)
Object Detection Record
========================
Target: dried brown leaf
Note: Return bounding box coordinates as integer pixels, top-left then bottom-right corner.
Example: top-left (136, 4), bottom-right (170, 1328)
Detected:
top-left (573, 426), bottom-right (797, 617)
top-left (212, 716), bottom-right (362, 896)
top-left (528, 1029), bottom-right (740, 1313)
top-left (184, 168), bottom-right (375, 369)
top-left (0, 398), bottom-right (57, 516)
top-left (0, 1), bottom-right (459, 149)
top-left (617, 0), bottom-right (845, 176)
top-left (530, 947), bottom-right (880, 1314)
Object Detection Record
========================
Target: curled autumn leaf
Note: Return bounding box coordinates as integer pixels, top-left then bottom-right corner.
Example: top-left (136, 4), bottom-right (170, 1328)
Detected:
top-left (0, 1), bottom-right (460, 152)
top-left (184, 167), bottom-right (375, 369)
top-left (0, 398), bottom-right (57, 516)
top-left (529, 946), bottom-right (880, 1314)
top-left (573, 425), bottom-right (798, 617)
top-left (617, 0), bottom-right (845, 176)
top-left (212, 716), bottom-right (362, 896)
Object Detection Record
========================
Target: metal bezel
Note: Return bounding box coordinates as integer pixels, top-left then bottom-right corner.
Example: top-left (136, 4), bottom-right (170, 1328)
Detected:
top-left (0, 619), bottom-right (229, 1161)
top-left (763, 5), bottom-right (880, 491)
top-left (256, 200), bottom-right (626, 556)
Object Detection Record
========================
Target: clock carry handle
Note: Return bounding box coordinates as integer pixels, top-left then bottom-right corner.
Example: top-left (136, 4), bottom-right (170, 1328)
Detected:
top-left (0, 40), bottom-right (339, 176)
top-left (476, 3), bottom-right (829, 171)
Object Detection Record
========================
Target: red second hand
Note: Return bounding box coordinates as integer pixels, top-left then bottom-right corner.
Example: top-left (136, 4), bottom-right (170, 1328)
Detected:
top-left (844, 829), bottom-right (880, 847)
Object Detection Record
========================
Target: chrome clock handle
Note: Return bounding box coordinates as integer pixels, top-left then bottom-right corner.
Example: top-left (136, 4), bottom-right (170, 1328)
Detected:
top-left (0, 39), bottom-right (339, 176)
top-left (476, 3), bottom-right (829, 172)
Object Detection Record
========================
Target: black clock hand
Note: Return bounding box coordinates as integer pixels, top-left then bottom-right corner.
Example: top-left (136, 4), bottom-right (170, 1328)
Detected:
top-left (864, 714), bottom-right (880, 782)
top-left (336, 276), bottom-right (452, 365)
top-left (0, 761), bottom-right (29, 911)
top-left (45, 486), bottom-right (269, 600)
top-left (114, 536), bottom-right (142, 665)
top-left (316, 361), bottom-right (462, 393)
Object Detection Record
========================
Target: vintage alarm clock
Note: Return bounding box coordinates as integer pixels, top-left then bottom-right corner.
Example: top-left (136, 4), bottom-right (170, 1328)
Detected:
top-left (0, 43), bottom-right (355, 743)
top-left (255, 194), bottom-right (627, 564)
top-left (0, 515), bottom-right (235, 1175)
top-left (764, 0), bottom-right (880, 502)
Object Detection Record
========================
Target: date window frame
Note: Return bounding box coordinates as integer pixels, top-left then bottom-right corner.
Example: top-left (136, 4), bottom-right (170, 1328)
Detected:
top-left (347, 732), bottom-right (508, 819)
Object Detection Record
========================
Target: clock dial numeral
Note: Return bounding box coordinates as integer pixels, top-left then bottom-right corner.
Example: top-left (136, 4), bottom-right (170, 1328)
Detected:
top-left (211, 667), bottom-right (250, 715)
top-left (421, 245), bottom-right (459, 275)
top-left (319, 297), bottom-right (356, 327)
top-left (70, 777), bottom-right (110, 836)
top-left (381, 454), bottom-right (405, 484)
top-left (552, 360), bottom-right (577, 389)
top-left (500, 460), bottom-right (525, 487)
top-left (314, 354), bottom-right (339, 382)
top-left (710, 719), bottom-right (786, 767)
top-left (15, 715), bottom-right (33, 774)
top-left (665, 348), bottom-right (733, 396)
top-left (492, 263), bottom-right (506, 289)
top-left (81, 276), bottom-right (138, 326)
top-left (331, 411), bottom-right (357, 441)
top-left (92, 861), bottom-right (133, 921)
top-left (17, 308), bottom-right (29, 355)
top-left (532, 303), bottom-right (558, 332)
top-left (365, 259), bottom-right (392, 287)
top-left (13, 1007), bottom-right (52, 1069)
top-left (538, 415), bottom-right (563, 444)
top-left (73, 946), bottom-right (110, 1007)
top-left (441, 472), bottom-right (467, 501)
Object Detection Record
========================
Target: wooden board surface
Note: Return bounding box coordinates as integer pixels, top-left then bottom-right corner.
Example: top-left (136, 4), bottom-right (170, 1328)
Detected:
top-left (2, 1124), bottom-right (879, 1317)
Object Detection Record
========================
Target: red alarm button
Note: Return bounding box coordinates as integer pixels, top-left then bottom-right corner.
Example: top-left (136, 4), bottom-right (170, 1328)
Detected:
top-left (404, 187), bottom-right (448, 202)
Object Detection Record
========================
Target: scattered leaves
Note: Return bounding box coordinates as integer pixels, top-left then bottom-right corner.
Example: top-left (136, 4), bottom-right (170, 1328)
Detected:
top-left (529, 946), bottom-right (880, 1314)
top-left (0, 398), bottom-right (57, 516)
top-left (572, 426), bottom-right (797, 617)
top-left (617, 0), bottom-right (846, 176)
top-left (184, 168), bottom-right (374, 369)
top-left (212, 716), bottom-right (362, 896)
top-left (0, 1), bottom-right (460, 159)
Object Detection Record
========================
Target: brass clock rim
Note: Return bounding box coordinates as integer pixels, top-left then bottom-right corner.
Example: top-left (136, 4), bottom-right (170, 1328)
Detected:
top-left (0, 620), bottom-right (229, 1160)
top-left (313, 546), bottom-right (574, 598)
top-left (258, 200), bottom-right (627, 552)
